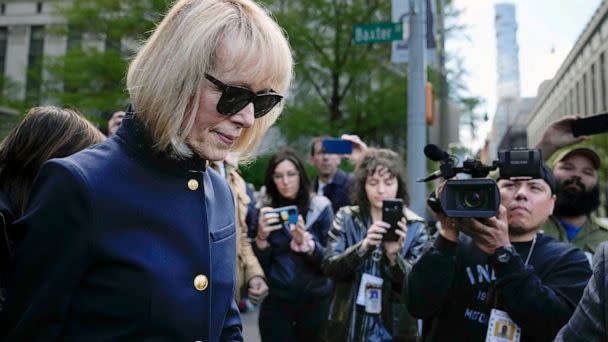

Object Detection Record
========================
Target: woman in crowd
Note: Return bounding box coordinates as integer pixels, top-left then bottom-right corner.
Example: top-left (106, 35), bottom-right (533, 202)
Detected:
top-left (0, 106), bottom-right (105, 312)
top-left (322, 148), bottom-right (428, 341)
top-left (254, 149), bottom-right (334, 341)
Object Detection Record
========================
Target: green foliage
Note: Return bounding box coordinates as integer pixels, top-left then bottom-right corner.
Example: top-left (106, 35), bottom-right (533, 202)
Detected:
top-left (262, 0), bottom-right (410, 151)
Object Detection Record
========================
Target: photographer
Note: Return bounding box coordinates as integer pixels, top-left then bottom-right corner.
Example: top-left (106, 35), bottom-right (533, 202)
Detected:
top-left (254, 149), bottom-right (333, 341)
top-left (407, 163), bottom-right (591, 341)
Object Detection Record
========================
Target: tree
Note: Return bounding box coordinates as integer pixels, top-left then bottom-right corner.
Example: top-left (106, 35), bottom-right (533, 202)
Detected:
top-left (19, 0), bottom-right (173, 126)
top-left (262, 0), bottom-right (410, 151)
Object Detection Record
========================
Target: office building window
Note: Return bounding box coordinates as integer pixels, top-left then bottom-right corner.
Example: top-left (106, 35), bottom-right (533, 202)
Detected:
top-left (601, 52), bottom-right (606, 111)
top-left (36, 2), bottom-right (42, 14)
top-left (26, 25), bottom-right (44, 104)
top-left (583, 72), bottom-right (588, 115)
top-left (0, 3), bottom-right (5, 15)
top-left (0, 27), bottom-right (6, 95)
top-left (591, 63), bottom-right (597, 113)
top-left (576, 81), bottom-right (580, 113)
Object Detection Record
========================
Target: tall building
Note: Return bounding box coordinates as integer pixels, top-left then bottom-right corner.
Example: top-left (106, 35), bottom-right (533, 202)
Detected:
top-left (495, 3), bottom-right (520, 100)
top-left (486, 3), bottom-right (531, 160)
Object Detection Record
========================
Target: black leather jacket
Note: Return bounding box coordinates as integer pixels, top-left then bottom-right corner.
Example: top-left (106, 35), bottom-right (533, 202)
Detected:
top-left (322, 206), bottom-right (428, 341)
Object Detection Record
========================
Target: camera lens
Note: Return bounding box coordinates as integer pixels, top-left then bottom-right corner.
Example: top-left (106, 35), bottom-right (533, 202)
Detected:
top-left (462, 191), bottom-right (486, 209)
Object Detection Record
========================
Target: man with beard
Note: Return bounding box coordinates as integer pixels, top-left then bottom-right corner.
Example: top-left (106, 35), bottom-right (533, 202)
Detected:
top-left (541, 147), bottom-right (608, 259)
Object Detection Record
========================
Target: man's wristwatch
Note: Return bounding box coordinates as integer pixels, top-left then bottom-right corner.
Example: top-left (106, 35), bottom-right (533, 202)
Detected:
top-left (492, 245), bottom-right (516, 264)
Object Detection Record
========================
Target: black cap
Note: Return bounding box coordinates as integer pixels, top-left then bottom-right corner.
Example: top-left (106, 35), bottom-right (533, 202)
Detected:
top-left (498, 163), bottom-right (556, 194)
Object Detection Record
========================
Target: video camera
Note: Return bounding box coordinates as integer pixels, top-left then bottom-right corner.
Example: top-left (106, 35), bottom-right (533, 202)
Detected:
top-left (419, 144), bottom-right (543, 218)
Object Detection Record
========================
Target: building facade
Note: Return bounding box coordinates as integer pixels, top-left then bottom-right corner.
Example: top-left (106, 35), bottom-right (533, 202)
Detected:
top-left (527, 0), bottom-right (608, 146)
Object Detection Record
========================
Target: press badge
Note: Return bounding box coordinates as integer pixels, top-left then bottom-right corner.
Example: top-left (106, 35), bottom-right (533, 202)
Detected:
top-left (485, 309), bottom-right (521, 342)
top-left (356, 273), bottom-right (383, 307)
top-left (364, 284), bottom-right (382, 314)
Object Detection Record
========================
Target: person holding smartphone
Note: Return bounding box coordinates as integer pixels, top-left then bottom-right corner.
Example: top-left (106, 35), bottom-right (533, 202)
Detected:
top-left (534, 115), bottom-right (607, 258)
top-left (321, 148), bottom-right (428, 341)
top-left (254, 149), bottom-right (334, 342)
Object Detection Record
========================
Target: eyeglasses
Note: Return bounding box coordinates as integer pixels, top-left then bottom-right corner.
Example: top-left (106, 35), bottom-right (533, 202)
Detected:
top-left (205, 73), bottom-right (283, 118)
top-left (272, 171), bottom-right (299, 181)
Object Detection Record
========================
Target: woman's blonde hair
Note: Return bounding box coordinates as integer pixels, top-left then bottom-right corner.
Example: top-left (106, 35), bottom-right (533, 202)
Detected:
top-left (0, 106), bottom-right (106, 215)
top-left (127, 0), bottom-right (293, 161)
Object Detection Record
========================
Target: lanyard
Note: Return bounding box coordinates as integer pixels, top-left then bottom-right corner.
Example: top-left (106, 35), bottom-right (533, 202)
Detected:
top-left (523, 234), bottom-right (537, 266)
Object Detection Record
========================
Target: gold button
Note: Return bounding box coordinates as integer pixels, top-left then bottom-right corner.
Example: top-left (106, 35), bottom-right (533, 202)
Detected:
top-left (194, 274), bottom-right (208, 291)
top-left (188, 179), bottom-right (199, 191)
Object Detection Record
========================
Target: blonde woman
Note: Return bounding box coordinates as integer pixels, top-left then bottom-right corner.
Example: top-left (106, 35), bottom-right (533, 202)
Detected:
top-left (1, 0), bottom-right (293, 340)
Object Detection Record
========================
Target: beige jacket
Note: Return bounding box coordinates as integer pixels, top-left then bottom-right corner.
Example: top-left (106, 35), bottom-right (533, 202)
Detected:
top-left (226, 166), bottom-right (265, 301)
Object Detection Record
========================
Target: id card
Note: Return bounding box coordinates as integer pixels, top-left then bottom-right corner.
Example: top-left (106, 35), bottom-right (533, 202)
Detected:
top-left (356, 273), bottom-right (383, 306)
top-left (485, 309), bottom-right (521, 342)
top-left (365, 284), bottom-right (382, 314)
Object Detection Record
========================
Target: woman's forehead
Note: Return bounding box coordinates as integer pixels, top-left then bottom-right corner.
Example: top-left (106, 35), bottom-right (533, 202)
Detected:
top-left (213, 38), bottom-right (279, 90)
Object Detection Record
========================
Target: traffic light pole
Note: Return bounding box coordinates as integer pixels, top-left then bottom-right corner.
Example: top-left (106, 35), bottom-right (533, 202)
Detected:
top-left (406, 0), bottom-right (428, 216)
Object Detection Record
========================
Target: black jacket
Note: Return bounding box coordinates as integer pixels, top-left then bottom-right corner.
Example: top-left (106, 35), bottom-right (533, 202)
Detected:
top-left (407, 233), bottom-right (592, 341)
top-left (314, 169), bottom-right (354, 214)
top-left (322, 206), bottom-right (428, 341)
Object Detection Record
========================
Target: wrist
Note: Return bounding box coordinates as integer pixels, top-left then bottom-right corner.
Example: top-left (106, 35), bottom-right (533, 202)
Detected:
top-left (256, 237), bottom-right (269, 249)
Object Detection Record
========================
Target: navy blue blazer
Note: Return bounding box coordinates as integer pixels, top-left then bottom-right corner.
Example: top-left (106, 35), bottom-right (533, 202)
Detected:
top-left (1, 115), bottom-right (242, 341)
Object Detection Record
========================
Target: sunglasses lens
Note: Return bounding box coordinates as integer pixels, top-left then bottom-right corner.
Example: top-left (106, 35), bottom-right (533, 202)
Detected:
top-left (217, 86), bottom-right (252, 115)
top-left (253, 94), bottom-right (282, 118)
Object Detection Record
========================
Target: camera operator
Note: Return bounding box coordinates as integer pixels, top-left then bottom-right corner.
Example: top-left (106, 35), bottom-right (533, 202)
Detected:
top-left (407, 163), bottom-right (592, 341)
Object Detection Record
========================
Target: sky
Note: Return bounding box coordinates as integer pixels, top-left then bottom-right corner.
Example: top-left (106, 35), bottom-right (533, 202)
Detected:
top-left (448, 0), bottom-right (603, 150)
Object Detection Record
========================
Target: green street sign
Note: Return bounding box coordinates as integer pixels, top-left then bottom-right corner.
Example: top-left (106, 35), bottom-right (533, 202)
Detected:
top-left (352, 22), bottom-right (403, 45)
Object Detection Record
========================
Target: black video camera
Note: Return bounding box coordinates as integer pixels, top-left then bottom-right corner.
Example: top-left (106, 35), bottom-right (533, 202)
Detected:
top-left (419, 145), bottom-right (543, 218)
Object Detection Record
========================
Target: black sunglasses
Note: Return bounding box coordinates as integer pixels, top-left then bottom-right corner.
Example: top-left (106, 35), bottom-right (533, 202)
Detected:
top-left (205, 73), bottom-right (283, 118)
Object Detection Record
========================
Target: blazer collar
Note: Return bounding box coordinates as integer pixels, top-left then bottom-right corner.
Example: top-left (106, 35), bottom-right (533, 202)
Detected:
top-left (116, 107), bottom-right (209, 176)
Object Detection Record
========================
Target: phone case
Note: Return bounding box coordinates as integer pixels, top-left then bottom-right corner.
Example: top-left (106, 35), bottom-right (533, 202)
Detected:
top-left (382, 199), bottom-right (403, 242)
top-left (321, 138), bottom-right (353, 154)
top-left (571, 113), bottom-right (608, 137)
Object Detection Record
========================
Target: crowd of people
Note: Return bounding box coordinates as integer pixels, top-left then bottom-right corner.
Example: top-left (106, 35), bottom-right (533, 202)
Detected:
top-left (0, 0), bottom-right (606, 341)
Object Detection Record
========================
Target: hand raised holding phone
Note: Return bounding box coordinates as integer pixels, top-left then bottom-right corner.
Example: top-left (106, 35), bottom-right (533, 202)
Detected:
top-left (256, 207), bottom-right (283, 249)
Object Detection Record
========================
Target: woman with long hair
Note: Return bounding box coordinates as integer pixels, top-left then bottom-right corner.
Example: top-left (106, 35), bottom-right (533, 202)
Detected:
top-left (322, 148), bottom-right (428, 341)
top-left (254, 148), bottom-right (333, 341)
top-left (0, 106), bottom-right (105, 313)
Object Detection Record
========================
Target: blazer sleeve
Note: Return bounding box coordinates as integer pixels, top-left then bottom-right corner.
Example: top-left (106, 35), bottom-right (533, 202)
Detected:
top-left (1, 160), bottom-right (93, 340)
top-left (554, 243), bottom-right (607, 341)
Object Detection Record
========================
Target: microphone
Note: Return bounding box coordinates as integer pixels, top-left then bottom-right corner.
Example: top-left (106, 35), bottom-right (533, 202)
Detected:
top-left (417, 169), bottom-right (443, 182)
top-left (424, 144), bottom-right (450, 162)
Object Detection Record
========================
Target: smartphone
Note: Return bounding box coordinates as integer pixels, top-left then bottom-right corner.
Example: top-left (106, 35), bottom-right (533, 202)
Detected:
top-left (570, 113), bottom-right (608, 137)
top-left (321, 138), bottom-right (353, 155)
top-left (382, 199), bottom-right (404, 242)
top-left (272, 205), bottom-right (299, 225)
top-left (265, 205), bottom-right (298, 238)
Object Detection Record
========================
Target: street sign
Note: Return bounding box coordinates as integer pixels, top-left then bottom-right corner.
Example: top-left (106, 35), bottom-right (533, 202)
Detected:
top-left (352, 22), bottom-right (403, 45)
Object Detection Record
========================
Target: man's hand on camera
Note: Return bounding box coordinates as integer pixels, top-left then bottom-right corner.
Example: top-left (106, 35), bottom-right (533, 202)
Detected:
top-left (468, 205), bottom-right (510, 255)
top-left (430, 180), bottom-right (460, 243)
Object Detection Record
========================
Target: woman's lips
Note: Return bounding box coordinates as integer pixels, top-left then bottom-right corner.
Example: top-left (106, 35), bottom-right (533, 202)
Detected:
top-left (216, 131), bottom-right (236, 145)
